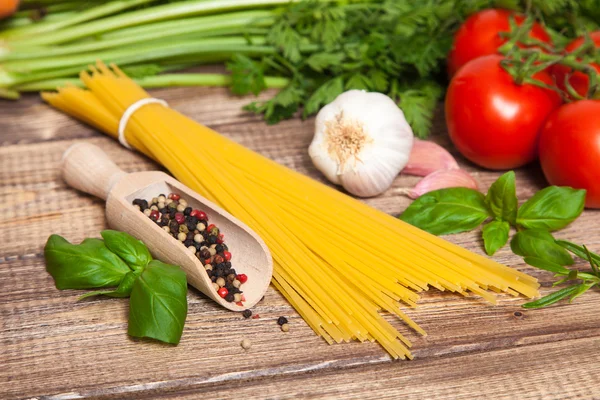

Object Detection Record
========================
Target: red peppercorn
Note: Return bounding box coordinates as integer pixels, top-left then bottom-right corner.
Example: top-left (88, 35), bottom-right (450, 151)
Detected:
top-left (204, 258), bottom-right (211, 265)
top-left (214, 255), bottom-right (225, 264)
top-left (149, 210), bottom-right (159, 220)
top-left (218, 287), bottom-right (228, 298)
top-left (190, 209), bottom-right (200, 218)
top-left (252, 314), bottom-right (260, 319)
top-left (217, 233), bottom-right (224, 244)
top-left (241, 294), bottom-right (246, 302)
top-left (237, 274), bottom-right (248, 284)
top-left (170, 193), bottom-right (180, 201)
top-left (198, 211), bottom-right (207, 220)
top-left (236, 301), bottom-right (244, 307)
top-left (174, 213), bottom-right (185, 224)
top-left (223, 251), bottom-right (232, 261)
top-left (206, 224), bottom-right (218, 235)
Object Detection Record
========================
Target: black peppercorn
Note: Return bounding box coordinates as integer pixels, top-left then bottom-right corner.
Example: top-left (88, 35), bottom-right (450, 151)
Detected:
top-left (133, 199), bottom-right (149, 210)
top-left (277, 317), bottom-right (288, 326)
top-left (194, 242), bottom-right (203, 251)
top-left (224, 261), bottom-right (232, 268)
top-left (221, 243), bottom-right (229, 251)
top-left (186, 220), bottom-right (196, 231)
top-left (242, 309), bottom-right (252, 318)
top-left (188, 216), bottom-right (198, 225)
top-left (225, 293), bottom-right (234, 302)
top-left (207, 235), bottom-right (217, 245)
top-left (200, 249), bottom-right (211, 260)
top-left (210, 275), bottom-right (217, 282)
top-left (215, 244), bottom-right (224, 253)
top-left (159, 207), bottom-right (167, 215)
top-left (184, 239), bottom-right (193, 247)
top-left (184, 206), bottom-right (192, 216)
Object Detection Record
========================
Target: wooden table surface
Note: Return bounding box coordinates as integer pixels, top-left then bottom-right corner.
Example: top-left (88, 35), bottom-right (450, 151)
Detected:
top-left (1, 86), bottom-right (599, 400)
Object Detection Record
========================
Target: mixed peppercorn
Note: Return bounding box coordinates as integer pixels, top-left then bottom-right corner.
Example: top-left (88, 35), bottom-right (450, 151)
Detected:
top-left (132, 192), bottom-right (247, 304)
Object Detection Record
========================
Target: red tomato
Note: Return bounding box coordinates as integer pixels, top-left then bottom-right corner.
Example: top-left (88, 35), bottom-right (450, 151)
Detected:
top-left (445, 55), bottom-right (561, 170)
top-left (0, 0), bottom-right (19, 19)
top-left (447, 9), bottom-right (552, 77)
top-left (539, 100), bottom-right (600, 208)
top-left (551, 32), bottom-right (600, 99)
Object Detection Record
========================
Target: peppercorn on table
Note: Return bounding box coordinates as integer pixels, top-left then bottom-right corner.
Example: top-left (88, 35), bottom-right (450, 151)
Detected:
top-left (1, 82), bottom-right (600, 399)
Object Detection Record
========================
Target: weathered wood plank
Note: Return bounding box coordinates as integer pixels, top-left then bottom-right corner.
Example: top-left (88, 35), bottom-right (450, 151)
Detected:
top-left (1, 92), bottom-right (600, 400)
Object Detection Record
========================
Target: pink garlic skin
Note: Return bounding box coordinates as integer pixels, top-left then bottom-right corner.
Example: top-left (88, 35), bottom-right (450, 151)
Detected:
top-left (407, 169), bottom-right (478, 199)
top-left (402, 139), bottom-right (459, 176)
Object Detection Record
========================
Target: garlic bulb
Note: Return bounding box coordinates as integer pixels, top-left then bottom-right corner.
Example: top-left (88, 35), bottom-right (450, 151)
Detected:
top-left (309, 90), bottom-right (414, 197)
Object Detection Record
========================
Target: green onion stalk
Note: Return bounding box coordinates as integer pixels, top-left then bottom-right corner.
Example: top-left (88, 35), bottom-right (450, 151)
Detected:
top-left (0, 0), bottom-right (318, 99)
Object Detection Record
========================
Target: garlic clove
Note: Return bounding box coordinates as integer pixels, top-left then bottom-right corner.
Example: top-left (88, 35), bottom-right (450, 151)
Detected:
top-left (405, 169), bottom-right (478, 199)
top-left (402, 139), bottom-right (459, 177)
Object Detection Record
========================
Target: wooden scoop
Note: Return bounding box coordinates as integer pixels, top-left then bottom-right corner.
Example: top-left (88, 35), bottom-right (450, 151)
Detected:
top-left (61, 142), bottom-right (273, 311)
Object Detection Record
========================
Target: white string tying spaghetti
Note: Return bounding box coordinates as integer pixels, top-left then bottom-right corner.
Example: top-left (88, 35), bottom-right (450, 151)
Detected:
top-left (118, 98), bottom-right (168, 149)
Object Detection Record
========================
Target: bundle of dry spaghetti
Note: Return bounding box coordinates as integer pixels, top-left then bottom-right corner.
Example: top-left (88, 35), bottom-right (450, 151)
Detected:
top-left (43, 62), bottom-right (539, 359)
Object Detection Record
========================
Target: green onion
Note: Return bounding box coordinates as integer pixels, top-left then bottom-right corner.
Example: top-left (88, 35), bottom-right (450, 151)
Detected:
top-left (0, 0), bottom-right (157, 40)
top-left (14, 74), bottom-right (289, 91)
top-left (11, 0), bottom-right (297, 46)
top-left (0, 11), bottom-right (275, 61)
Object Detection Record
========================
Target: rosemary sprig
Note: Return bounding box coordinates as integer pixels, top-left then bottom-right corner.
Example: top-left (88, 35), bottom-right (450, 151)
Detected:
top-left (523, 240), bottom-right (600, 309)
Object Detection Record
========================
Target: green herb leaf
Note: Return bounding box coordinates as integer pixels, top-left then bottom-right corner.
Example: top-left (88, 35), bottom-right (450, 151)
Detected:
top-left (44, 235), bottom-right (130, 290)
top-left (510, 230), bottom-right (574, 267)
top-left (522, 256), bottom-right (570, 275)
top-left (101, 230), bottom-right (152, 271)
top-left (556, 240), bottom-right (600, 272)
top-left (569, 282), bottom-right (596, 302)
top-left (482, 220), bottom-right (510, 256)
top-left (128, 260), bottom-right (187, 344)
top-left (227, 54), bottom-right (266, 96)
top-left (400, 188), bottom-right (490, 235)
top-left (303, 76), bottom-right (344, 117)
top-left (516, 186), bottom-right (586, 231)
top-left (522, 284), bottom-right (582, 309)
top-left (79, 270), bottom-right (140, 299)
top-left (485, 171), bottom-right (518, 224)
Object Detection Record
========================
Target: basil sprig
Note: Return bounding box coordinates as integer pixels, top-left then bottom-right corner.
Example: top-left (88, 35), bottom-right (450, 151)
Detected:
top-left (400, 171), bottom-right (586, 256)
top-left (44, 230), bottom-right (188, 344)
top-left (399, 171), bottom-right (596, 309)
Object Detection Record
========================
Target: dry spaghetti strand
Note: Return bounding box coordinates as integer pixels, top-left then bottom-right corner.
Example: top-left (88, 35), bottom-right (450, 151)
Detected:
top-left (42, 62), bottom-right (540, 359)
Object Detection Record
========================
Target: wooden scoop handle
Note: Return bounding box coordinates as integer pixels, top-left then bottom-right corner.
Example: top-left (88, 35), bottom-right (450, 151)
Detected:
top-left (62, 143), bottom-right (127, 201)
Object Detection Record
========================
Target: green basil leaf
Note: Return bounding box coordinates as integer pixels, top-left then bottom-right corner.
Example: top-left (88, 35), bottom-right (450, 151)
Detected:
top-left (128, 260), bottom-right (187, 344)
top-left (510, 230), bottom-right (574, 267)
top-left (44, 235), bottom-right (130, 290)
top-left (79, 270), bottom-right (140, 299)
top-left (101, 230), bottom-right (152, 270)
top-left (516, 186), bottom-right (586, 231)
top-left (522, 285), bottom-right (582, 309)
top-left (482, 220), bottom-right (510, 256)
top-left (399, 188), bottom-right (490, 235)
top-left (485, 171), bottom-right (518, 224)
top-left (522, 257), bottom-right (570, 275)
